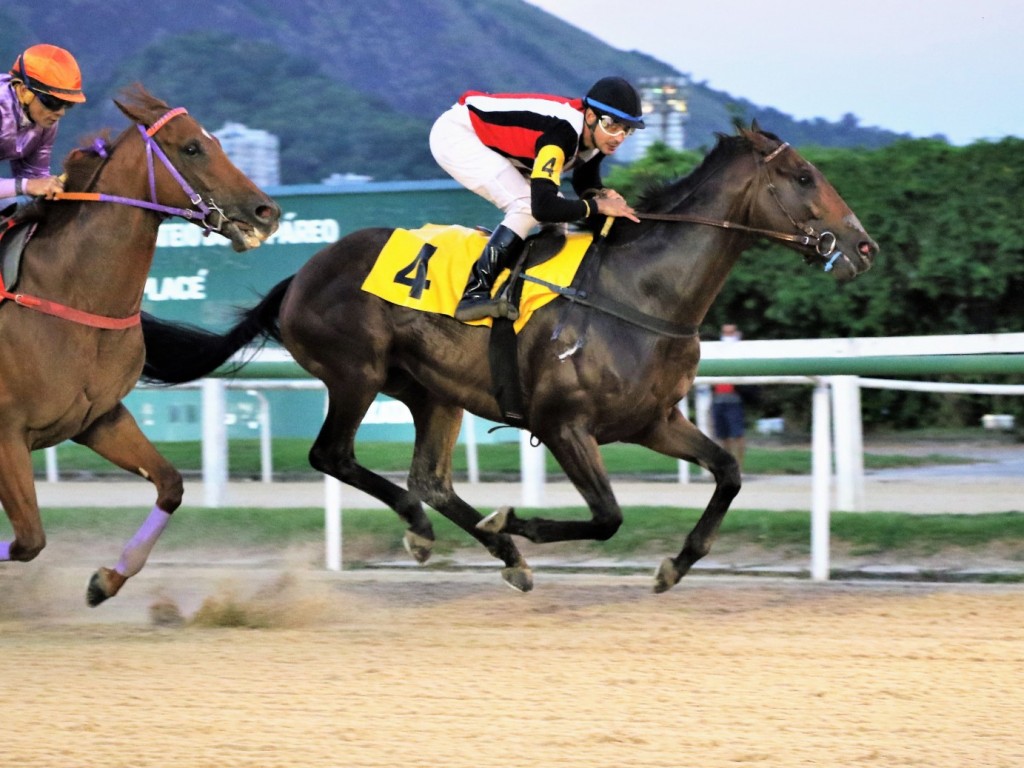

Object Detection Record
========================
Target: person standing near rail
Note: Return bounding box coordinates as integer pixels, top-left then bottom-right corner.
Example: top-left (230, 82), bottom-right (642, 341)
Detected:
top-left (711, 323), bottom-right (748, 471)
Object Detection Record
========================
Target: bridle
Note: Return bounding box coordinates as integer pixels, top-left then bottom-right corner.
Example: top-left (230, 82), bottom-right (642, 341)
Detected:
top-left (55, 107), bottom-right (227, 234)
top-left (543, 138), bottom-right (846, 347)
top-left (0, 107), bottom-right (225, 329)
top-left (635, 141), bottom-right (843, 271)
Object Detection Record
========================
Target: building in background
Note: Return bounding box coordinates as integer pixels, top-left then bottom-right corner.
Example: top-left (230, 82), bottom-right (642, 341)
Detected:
top-left (214, 122), bottom-right (281, 187)
top-left (616, 75), bottom-right (691, 162)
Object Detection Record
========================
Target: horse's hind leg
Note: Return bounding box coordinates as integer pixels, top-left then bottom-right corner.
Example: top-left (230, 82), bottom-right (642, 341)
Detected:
top-left (480, 421), bottom-right (625, 543)
top-left (310, 393), bottom-right (436, 563)
top-left (404, 398), bottom-right (532, 592)
top-left (71, 403), bottom-right (185, 606)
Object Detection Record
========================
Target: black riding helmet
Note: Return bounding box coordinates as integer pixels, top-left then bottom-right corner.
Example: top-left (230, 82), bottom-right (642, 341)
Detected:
top-left (583, 77), bottom-right (645, 129)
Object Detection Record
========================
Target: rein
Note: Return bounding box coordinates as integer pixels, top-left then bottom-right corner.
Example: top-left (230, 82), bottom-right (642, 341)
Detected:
top-left (2, 107), bottom-right (214, 331)
top-left (546, 139), bottom-right (836, 347)
top-left (635, 143), bottom-right (839, 260)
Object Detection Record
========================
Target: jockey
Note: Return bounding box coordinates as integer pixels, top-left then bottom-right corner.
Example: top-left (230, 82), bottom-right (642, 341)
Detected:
top-left (430, 76), bottom-right (645, 322)
top-left (0, 44), bottom-right (86, 204)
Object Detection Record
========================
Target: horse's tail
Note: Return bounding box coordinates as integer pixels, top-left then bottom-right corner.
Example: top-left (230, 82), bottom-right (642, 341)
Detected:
top-left (141, 276), bottom-right (294, 384)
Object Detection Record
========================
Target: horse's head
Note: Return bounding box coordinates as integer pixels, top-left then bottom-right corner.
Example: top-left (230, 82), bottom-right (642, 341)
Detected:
top-left (740, 124), bottom-right (877, 282)
top-left (110, 84), bottom-right (280, 252)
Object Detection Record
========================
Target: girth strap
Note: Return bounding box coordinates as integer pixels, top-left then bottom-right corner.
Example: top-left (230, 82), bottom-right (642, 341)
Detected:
top-left (0, 272), bottom-right (141, 330)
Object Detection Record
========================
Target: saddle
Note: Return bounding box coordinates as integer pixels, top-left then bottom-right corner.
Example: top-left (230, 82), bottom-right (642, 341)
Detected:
top-left (0, 201), bottom-right (46, 292)
top-left (488, 226), bottom-right (599, 428)
top-left (360, 222), bottom-right (599, 428)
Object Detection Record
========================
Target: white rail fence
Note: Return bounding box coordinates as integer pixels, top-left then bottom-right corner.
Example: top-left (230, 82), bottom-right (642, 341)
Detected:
top-left (41, 334), bottom-right (1024, 579)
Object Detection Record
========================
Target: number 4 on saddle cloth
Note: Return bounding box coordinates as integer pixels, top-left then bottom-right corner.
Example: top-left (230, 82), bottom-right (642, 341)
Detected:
top-left (360, 223), bottom-right (594, 333)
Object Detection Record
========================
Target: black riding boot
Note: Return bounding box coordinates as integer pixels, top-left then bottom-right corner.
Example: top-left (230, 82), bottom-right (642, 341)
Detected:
top-left (454, 225), bottom-right (525, 322)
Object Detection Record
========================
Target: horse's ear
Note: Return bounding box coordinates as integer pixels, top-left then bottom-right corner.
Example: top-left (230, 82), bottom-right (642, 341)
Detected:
top-left (750, 118), bottom-right (762, 133)
top-left (744, 129), bottom-right (776, 155)
top-left (113, 83), bottom-right (160, 125)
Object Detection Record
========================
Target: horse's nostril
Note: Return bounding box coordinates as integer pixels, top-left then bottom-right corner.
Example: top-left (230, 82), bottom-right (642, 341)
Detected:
top-left (256, 204), bottom-right (279, 222)
top-left (858, 241), bottom-right (876, 260)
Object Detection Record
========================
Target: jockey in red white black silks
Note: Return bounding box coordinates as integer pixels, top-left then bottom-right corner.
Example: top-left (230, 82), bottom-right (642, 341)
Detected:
top-left (430, 76), bottom-right (645, 322)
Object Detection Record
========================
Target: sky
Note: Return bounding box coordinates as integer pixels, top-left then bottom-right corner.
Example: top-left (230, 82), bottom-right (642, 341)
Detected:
top-left (526, 0), bottom-right (1022, 145)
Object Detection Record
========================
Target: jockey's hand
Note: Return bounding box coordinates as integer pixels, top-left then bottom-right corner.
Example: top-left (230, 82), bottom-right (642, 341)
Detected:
top-left (24, 175), bottom-right (65, 200)
top-left (594, 191), bottom-right (639, 223)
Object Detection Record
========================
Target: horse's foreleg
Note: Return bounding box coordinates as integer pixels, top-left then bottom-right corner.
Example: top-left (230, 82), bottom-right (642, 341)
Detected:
top-left (634, 408), bottom-right (740, 592)
top-left (73, 404), bottom-right (184, 606)
top-left (480, 423), bottom-right (624, 543)
top-left (406, 400), bottom-right (531, 592)
top-left (0, 438), bottom-right (46, 562)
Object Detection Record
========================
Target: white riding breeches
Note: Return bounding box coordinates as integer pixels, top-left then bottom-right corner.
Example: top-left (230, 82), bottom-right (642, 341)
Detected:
top-left (429, 103), bottom-right (538, 239)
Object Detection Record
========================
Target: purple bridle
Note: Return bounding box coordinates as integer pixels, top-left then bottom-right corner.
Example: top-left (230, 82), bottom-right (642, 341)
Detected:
top-left (58, 107), bottom-right (226, 234)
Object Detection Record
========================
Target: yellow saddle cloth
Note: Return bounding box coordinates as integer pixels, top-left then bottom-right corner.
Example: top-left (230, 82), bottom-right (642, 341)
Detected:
top-left (360, 224), bottom-right (593, 333)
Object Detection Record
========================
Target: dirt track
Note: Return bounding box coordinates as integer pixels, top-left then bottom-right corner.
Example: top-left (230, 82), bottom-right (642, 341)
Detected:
top-left (1, 564), bottom-right (1022, 768)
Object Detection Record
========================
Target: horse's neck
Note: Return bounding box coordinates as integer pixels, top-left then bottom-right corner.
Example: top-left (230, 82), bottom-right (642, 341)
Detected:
top-left (25, 194), bottom-right (160, 317)
top-left (602, 196), bottom-right (753, 327)
top-left (598, 159), bottom-right (761, 327)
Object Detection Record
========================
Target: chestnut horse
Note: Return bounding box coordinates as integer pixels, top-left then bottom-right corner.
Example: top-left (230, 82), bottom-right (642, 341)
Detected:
top-left (0, 85), bottom-right (280, 605)
top-left (141, 126), bottom-right (875, 593)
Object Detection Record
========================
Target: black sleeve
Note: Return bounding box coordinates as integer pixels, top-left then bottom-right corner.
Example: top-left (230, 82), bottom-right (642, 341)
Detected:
top-left (530, 178), bottom-right (592, 223)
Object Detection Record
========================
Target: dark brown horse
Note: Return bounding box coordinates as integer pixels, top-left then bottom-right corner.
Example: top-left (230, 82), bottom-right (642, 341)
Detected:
top-left (0, 85), bottom-right (279, 605)
top-left (141, 126), bottom-right (875, 592)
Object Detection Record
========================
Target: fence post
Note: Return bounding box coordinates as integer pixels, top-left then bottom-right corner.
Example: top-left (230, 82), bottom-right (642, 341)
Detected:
top-left (246, 389), bottom-right (273, 483)
top-left (694, 384), bottom-right (713, 480)
top-left (810, 379), bottom-right (833, 581)
top-left (463, 413), bottom-right (480, 484)
top-left (201, 378), bottom-right (228, 508)
top-left (677, 397), bottom-right (691, 484)
top-left (324, 476), bottom-right (342, 571)
top-left (831, 375), bottom-right (865, 511)
top-left (45, 446), bottom-right (59, 483)
top-left (520, 432), bottom-right (545, 507)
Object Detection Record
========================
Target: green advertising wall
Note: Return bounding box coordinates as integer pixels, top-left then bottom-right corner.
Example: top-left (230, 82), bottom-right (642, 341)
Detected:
top-left (143, 179), bottom-right (495, 328)
top-left (129, 180), bottom-right (508, 443)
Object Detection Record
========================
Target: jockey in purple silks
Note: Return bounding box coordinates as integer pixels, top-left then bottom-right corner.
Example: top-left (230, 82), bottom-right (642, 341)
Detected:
top-left (0, 44), bottom-right (86, 204)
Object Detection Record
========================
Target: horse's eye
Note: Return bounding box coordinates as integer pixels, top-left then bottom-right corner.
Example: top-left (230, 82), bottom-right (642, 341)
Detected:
top-left (182, 141), bottom-right (202, 157)
top-left (797, 172), bottom-right (814, 187)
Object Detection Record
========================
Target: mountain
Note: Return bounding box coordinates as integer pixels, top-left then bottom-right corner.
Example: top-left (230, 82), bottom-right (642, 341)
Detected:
top-left (2, 0), bottom-right (912, 183)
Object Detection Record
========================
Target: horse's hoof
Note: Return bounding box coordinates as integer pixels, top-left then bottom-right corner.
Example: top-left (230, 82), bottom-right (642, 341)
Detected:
top-left (653, 558), bottom-right (682, 594)
top-left (402, 530), bottom-right (434, 564)
top-left (477, 505), bottom-right (513, 534)
top-left (87, 567), bottom-right (126, 607)
top-left (501, 566), bottom-right (534, 593)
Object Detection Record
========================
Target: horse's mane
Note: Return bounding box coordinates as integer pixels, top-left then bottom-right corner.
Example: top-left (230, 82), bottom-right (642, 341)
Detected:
top-left (634, 129), bottom-right (780, 215)
top-left (59, 83), bottom-right (171, 193)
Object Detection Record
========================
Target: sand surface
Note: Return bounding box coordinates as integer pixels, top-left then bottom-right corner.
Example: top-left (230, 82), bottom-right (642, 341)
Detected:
top-left (1, 564), bottom-right (1022, 768)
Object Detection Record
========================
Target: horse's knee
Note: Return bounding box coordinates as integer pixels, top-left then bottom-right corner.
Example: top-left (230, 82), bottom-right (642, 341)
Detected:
top-left (408, 474), bottom-right (454, 510)
top-left (714, 455), bottom-right (742, 497)
top-left (593, 514), bottom-right (623, 542)
top-left (11, 532), bottom-right (46, 561)
top-left (154, 468), bottom-right (184, 513)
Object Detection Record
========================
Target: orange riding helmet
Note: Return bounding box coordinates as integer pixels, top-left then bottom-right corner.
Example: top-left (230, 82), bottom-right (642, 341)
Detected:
top-left (10, 44), bottom-right (86, 103)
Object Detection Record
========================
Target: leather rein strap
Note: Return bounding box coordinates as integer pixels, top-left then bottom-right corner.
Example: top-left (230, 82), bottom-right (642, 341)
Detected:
top-left (635, 143), bottom-right (835, 254)
top-left (1, 108), bottom-right (196, 331)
